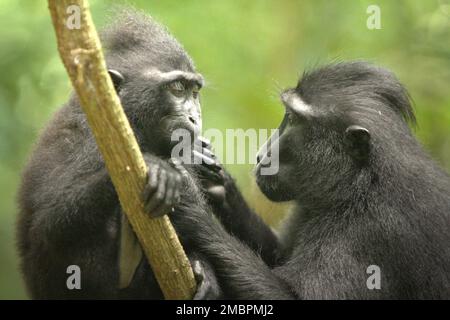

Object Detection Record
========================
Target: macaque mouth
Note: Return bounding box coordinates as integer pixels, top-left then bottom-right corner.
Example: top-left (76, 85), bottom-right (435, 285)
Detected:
top-left (161, 113), bottom-right (200, 134)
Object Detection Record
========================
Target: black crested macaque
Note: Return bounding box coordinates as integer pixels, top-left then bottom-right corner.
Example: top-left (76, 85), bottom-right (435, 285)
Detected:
top-left (172, 61), bottom-right (450, 299)
top-left (16, 9), bottom-right (243, 299)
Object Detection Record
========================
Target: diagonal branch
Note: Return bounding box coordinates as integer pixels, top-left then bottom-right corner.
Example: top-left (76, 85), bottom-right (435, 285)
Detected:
top-left (47, 0), bottom-right (196, 299)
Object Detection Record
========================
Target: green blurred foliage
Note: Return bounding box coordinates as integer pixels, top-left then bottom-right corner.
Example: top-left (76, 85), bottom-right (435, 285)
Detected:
top-left (0, 0), bottom-right (449, 299)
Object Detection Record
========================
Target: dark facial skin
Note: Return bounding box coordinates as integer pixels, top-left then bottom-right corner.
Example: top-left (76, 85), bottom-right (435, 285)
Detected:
top-left (255, 115), bottom-right (300, 202)
top-left (149, 69), bottom-right (203, 143)
top-left (112, 68), bottom-right (202, 152)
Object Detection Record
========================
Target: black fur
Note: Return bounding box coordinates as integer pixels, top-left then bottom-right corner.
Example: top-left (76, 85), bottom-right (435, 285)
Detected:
top-left (173, 61), bottom-right (450, 299)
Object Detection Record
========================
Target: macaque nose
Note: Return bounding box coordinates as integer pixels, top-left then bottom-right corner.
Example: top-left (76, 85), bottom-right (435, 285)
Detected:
top-left (256, 146), bottom-right (271, 165)
top-left (188, 116), bottom-right (197, 125)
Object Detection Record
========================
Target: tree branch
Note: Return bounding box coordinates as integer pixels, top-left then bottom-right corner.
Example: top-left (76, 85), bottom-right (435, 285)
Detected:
top-left (47, 0), bottom-right (196, 299)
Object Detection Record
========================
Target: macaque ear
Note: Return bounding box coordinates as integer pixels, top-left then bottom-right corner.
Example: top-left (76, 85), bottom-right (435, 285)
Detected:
top-left (108, 69), bottom-right (124, 91)
top-left (344, 125), bottom-right (371, 162)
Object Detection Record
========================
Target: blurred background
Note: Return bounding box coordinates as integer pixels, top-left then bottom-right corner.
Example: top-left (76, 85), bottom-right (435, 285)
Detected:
top-left (0, 0), bottom-right (449, 299)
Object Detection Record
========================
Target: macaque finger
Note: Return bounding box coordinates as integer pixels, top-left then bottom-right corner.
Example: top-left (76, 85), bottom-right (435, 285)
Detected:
top-left (146, 169), bottom-right (167, 217)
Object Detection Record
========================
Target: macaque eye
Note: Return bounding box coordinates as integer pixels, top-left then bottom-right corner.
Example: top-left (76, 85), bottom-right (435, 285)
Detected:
top-left (168, 81), bottom-right (185, 97)
top-left (192, 88), bottom-right (200, 99)
top-left (287, 112), bottom-right (297, 125)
